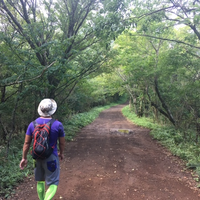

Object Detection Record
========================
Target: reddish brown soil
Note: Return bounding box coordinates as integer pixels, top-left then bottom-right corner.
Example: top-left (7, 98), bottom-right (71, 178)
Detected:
top-left (10, 104), bottom-right (200, 199)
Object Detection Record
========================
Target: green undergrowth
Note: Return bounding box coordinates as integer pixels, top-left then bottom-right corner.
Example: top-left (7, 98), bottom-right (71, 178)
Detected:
top-left (0, 101), bottom-right (123, 199)
top-left (122, 105), bottom-right (200, 185)
top-left (122, 106), bottom-right (161, 129)
top-left (0, 134), bottom-right (33, 198)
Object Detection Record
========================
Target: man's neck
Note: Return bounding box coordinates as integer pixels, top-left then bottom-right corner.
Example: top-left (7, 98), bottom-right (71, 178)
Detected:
top-left (40, 116), bottom-right (52, 119)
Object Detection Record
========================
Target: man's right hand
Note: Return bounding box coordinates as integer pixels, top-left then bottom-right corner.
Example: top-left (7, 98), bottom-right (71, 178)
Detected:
top-left (58, 152), bottom-right (64, 160)
top-left (19, 158), bottom-right (28, 170)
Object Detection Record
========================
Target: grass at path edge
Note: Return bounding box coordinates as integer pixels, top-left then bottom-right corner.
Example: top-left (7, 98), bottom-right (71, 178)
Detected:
top-left (122, 105), bottom-right (200, 185)
top-left (63, 102), bottom-right (124, 140)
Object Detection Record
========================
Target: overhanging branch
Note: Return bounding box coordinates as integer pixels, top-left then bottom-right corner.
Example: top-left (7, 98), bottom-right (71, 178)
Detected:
top-left (136, 34), bottom-right (200, 50)
top-left (127, 6), bottom-right (175, 21)
top-left (1, 61), bottom-right (56, 87)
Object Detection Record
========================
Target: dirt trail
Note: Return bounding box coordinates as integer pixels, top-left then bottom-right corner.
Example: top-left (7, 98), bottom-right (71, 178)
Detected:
top-left (13, 104), bottom-right (200, 200)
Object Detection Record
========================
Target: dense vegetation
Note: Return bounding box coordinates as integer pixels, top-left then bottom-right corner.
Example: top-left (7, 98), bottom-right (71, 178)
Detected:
top-left (0, 0), bottom-right (127, 152)
top-left (111, 0), bottom-right (200, 142)
top-left (1, 0), bottom-right (200, 197)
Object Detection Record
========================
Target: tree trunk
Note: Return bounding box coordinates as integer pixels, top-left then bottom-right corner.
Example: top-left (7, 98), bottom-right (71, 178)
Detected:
top-left (154, 77), bottom-right (176, 126)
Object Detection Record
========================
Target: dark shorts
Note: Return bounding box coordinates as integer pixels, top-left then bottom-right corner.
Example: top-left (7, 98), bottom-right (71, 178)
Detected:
top-left (34, 154), bottom-right (60, 186)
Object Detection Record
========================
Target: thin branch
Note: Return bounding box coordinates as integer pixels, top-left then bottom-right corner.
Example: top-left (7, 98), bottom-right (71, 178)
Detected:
top-left (20, 0), bottom-right (31, 24)
top-left (58, 62), bottom-right (103, 105)
top-left (59, 80), bottom-right (79, 105)
top-left (1, 61), bottom-right (56, 87)
top-left (127, 6), bottom-right (175, 21)
top-left (1, 0), bottom-right (24, 34)
top-left (169, 0), bottom-right (189, 18)
top-left (56, 58), bottom-right (103, 96)
top-left (136, 34), bottom-right (200, 50)
top-left (185, 50), bottom-right (200, 59)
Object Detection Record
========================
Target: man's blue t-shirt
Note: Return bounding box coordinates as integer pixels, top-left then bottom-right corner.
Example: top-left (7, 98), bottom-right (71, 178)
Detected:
top-left (26, 117), bottom-right (65, 156)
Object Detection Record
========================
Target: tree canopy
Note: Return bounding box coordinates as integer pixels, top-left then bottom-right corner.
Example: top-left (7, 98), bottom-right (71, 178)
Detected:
top-left (110, 0), bottom-right (200, 141)
top-left (1, 0), bottom-right (200, 147)
top-left (0, 0), bottom-right (128, 147)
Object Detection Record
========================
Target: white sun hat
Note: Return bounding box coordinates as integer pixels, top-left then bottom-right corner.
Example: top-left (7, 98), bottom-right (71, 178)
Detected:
top-left (38, 98), bottom-right (57, 117)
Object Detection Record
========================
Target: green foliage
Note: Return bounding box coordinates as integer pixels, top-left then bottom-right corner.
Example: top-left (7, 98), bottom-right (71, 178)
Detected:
top-left (0, 134), bottom-right (33, 198)
top-left (2, 0), bottom-right (200, 193)
top-left (122, 105), bottom-right (160, 129)
top-left (0, 0), bottom-right (129, 149)
top-left (112, 24), bottom-right (200, 134)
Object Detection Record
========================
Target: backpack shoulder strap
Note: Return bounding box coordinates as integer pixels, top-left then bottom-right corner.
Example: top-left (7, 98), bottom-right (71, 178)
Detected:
top-left (32, 120), bottom-right (38, 128)
top-left (48, 118), bottom-right (56, 127)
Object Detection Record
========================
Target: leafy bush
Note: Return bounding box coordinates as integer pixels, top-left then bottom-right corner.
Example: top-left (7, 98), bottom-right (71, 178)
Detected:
top-left (122, 105), bottom-right (161, 129)
top-left (0, 134), bottom-right (33, 198)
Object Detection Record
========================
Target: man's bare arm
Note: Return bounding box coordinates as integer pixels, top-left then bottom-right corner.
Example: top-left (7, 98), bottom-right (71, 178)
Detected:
top-left (19, 135), bottom-right (32, 170)
top-left (58, 137), bottom-right (65, 160)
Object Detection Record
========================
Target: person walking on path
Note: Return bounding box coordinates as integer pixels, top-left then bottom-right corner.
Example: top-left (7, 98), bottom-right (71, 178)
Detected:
top-left (19, 98), bottom-right (65, 200)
